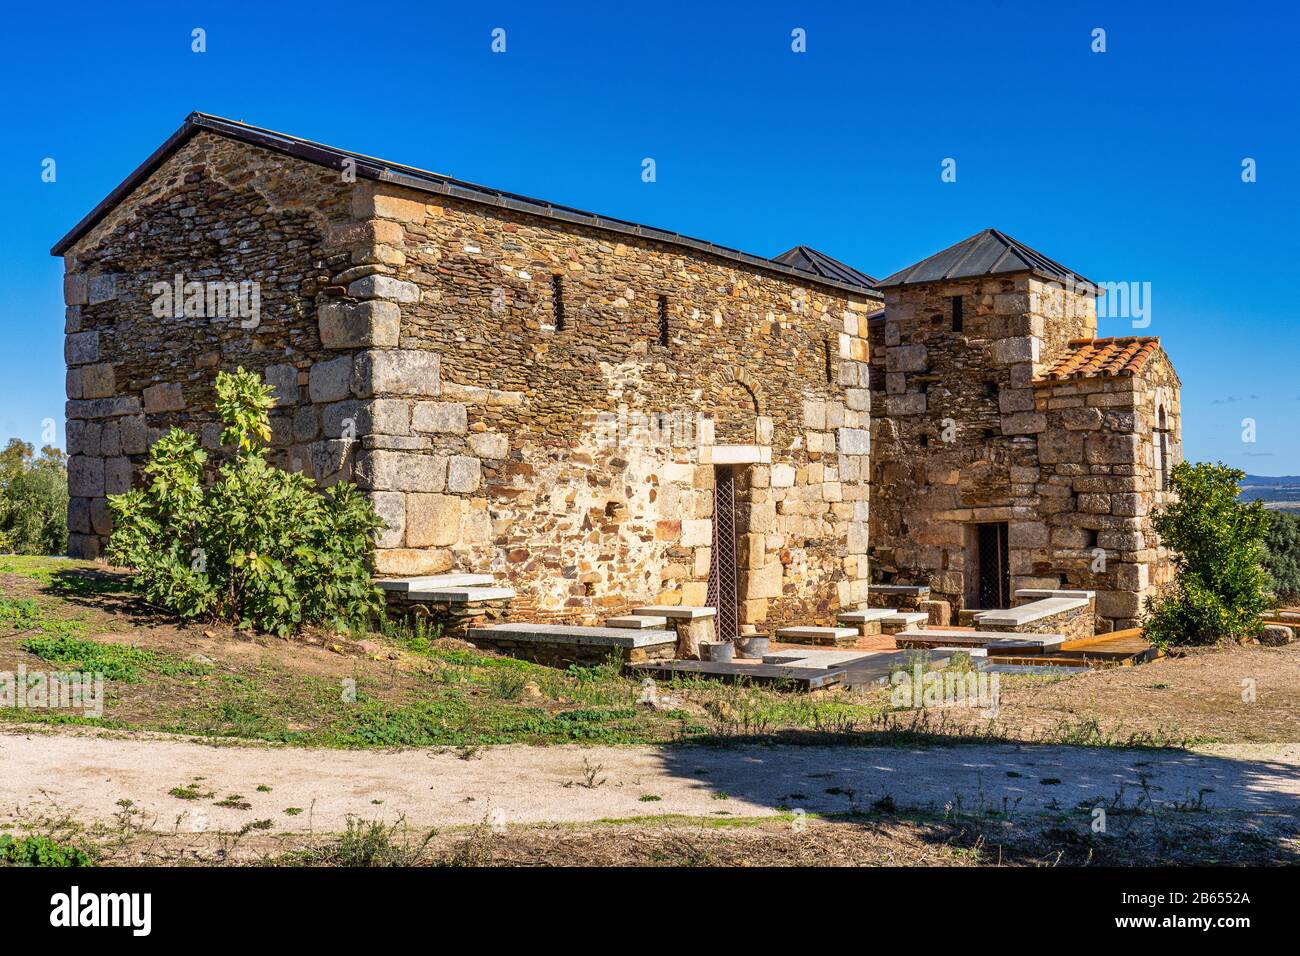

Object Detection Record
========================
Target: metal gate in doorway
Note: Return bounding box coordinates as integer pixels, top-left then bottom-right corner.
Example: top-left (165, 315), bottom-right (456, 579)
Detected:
top-left (706, 466), bottom-right (739, 641)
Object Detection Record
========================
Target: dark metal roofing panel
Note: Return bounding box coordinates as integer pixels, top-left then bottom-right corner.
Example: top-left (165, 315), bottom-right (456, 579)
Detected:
top-left (771, 245), bottom-right (876, 290)
top-left (875, 228), bottom-right (1097, 293)
top-left (49, 113), bottom-right (881, 300)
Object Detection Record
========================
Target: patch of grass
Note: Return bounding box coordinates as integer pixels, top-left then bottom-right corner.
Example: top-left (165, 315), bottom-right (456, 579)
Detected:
top-left (0, 833), bottom-right (93, 867)
top-left (275, 816), bottom-right (436, 867)
top-left (19, 633), bottom-right (209, 683)
top-left (168, 784), bottom-right (214, 801)
top-left (214, 795), bottom-right (252, 810)
top-left (639, 794), bottom-right (662, 802)
top-left (284, 807), bottom-right (303, 817)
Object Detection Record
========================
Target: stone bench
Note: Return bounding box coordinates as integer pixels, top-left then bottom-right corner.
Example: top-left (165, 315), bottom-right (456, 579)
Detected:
top-left (630, 606), bottom-right (716, 619)
top-left (866, 585), bottom-right (931, 611)
top-left (976, 595), bottom-right (1093, 640)
top-left (468, 623), bottom-right (677, 667)
top-left (630, 606), bottom-right (716, 658)
top-left (606, 615), bottom-right (670, 629)
top-left (379, 574), bottom-right (514, 638)
top-left (376, 573), bottom-right (495, 593)
top-left (880, 611), bottom-right (928, 634)
top-left (776, 626), bottom-right (859, 647)
top-left (836, 608), bottom-right (892, 636)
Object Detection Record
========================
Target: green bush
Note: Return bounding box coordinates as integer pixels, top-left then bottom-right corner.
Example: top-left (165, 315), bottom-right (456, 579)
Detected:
top-left (1143, 461), bottom-right (1271, 647)
top-left (0, 440), bottom-right (68, 556)
top-left (0, 834), bottom-right (92, 867)
top-left (1261, 510), bottom-right (1300, 603)
top-left (107, 368), bottom-right (384, 636)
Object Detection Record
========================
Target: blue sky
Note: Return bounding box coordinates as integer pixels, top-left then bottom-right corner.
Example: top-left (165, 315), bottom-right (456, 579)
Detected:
top-left (1, 0), bottom-right (1297, 471)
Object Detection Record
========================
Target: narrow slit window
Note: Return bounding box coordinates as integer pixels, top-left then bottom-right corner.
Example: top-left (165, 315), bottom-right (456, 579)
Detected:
top-left (823, 339), bottom-right (834, 384)
top-left (551, 274), bottom-right (566, 331)
top-left (951, 295), bottom-right (964, 332)
top-left (657, 295), bottom-right (670, 347)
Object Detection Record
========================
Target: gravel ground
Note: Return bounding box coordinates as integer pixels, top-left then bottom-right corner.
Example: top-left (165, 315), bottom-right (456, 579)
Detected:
top-left (6, 726), bottom-right (1298, 833)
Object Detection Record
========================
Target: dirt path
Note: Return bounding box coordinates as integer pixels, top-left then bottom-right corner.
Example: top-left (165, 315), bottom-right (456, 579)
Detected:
top-left (5, 727), bottom-right (1298, 833)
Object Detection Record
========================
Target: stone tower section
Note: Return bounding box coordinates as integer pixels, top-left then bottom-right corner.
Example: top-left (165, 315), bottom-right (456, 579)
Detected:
top-left (868, 229), bottom-right (1176, 631)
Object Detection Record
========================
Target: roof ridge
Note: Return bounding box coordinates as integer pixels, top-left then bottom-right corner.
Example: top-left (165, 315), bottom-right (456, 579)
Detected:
top-left (875, 227), bottom-right (1097, 291)
top-left (50, 113), bottom-right (881, 299)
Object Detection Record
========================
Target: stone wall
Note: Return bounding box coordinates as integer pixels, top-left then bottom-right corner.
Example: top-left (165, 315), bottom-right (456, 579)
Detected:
top-left (61, 132), bottom-right (370, 558)
top-left (868, 274), bottom-right (1094, 608)
top-left (1032, 352), bottom-right (1181, 629)
top-left (867, 272), bottom-right (1178, 631)
top-left (60, 134), bottom-right (878, 632)
top-left (343, 179), bottom-right (878, 628)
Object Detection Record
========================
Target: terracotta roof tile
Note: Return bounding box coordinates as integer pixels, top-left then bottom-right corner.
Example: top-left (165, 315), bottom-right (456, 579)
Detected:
top-left (1038, 337), bottom-right (1162, 381)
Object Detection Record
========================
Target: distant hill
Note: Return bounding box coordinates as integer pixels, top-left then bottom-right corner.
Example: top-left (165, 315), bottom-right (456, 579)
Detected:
top-left (1239, 475), bottom-right (1300, 509)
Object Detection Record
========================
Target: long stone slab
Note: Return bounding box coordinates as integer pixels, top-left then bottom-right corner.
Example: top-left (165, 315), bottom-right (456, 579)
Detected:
top-left (376, 573), bottom-right (494, 592)
top-left (606, 615), bottom-right (670, 629)
top-left (777, 626), bottom-right (858, 641)
top-left (628, 660), bottom-right (845, 690)
top-left (404, 586), bottom-right (516, 602)
top-left (869, 585), bottom-right (931, 597)
top-left (882, 612), bottom-right (928, 625)
top-left (837, 609), bottom-right (894, 623)
top-left (1014, 588), bottom-right (1095, 601)
top-left (631, 606), bottom-right (716, 620)
top-left (977, 596), bottom-right (1089, 627)
top-left (469, 623), bottom-right (676, 649)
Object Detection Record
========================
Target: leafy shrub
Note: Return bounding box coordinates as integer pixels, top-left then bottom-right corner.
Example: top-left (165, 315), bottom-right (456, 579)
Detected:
top-left (1261, 510), bottom-right (1300, 603)
top-left (1143, 462), bottom-right (1271, 647)
top-left (0, 834), bottom-right (92, 867)
top-left (107, 368), bottom-right (384, 636)
top-left (0, 440), bottom-right (68, 556)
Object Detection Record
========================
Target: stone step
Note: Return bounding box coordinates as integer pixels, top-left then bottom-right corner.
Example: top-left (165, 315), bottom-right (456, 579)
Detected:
top-left (837, 608), bottom-right (895, 624)
top-left (469, 622), bottom-right (676, 649)
top-left (376, 573), bottom-right (495, 592)
top-left (606, 615), bottom-right (670, 629)
top-left (403, 586), bottom-right (516, 603)
top-left (776, 626), bottom-right (859, 643)
top-left (630, 606), bottom-right (716, 620)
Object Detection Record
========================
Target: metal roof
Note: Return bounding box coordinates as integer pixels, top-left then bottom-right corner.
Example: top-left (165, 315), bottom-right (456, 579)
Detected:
top-left (874, 228), bottom-right (1098, 293)
top-left (49, 113), bottom-right (881, 299)
top-left (771, 245), bottom-right (876, 290)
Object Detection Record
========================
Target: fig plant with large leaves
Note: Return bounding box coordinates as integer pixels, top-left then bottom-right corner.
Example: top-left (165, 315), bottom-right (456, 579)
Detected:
top-left (108, 369), bottom-right (384, 635)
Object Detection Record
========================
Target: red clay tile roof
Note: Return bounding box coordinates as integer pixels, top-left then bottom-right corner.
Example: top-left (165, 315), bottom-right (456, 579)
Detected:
top-left (1039, 336), bottom-right (1162, 381)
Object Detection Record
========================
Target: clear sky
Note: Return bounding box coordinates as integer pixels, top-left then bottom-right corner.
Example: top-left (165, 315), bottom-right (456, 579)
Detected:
top-left (1, 1), bottom-right (1296, 470)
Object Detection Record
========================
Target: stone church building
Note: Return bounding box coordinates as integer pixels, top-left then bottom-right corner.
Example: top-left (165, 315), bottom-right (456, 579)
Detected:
top-left (53, 114), bottom-right (1180, 637)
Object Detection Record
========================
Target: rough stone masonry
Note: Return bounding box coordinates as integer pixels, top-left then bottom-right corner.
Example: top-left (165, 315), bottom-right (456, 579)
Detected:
top-left (53, 114), bottom-right (1179, 634)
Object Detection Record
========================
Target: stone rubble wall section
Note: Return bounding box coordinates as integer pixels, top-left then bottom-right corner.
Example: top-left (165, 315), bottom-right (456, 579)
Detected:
top-left (353, 179), bottom-right (877, 628)
top-left (59, 133), bottom-right (438, 559)
top-left (868, 273), bottom-right (1180, 632)
top-left (59, 136), bottom-right (877, 633)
